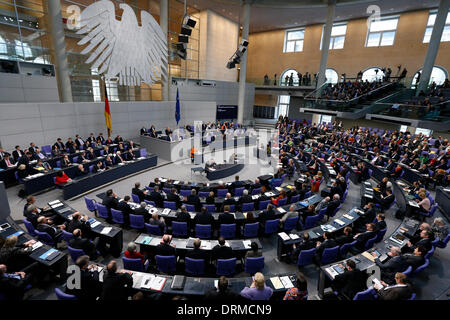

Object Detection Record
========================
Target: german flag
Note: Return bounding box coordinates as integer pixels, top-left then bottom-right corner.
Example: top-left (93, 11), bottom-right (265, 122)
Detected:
top-left (104, 85), bottom-right (112, 137)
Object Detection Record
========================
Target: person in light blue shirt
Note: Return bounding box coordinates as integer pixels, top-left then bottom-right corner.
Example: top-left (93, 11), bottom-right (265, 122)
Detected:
top-left (240, 272), bottom-right (273, 300)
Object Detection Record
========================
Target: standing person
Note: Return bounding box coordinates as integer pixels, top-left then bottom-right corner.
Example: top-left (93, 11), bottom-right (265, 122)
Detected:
top-left (273, 73), bottom-right (277, 86)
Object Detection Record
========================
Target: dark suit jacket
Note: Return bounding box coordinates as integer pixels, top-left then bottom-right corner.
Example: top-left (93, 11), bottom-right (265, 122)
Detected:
top-left (316, 239), bottom-right (337, 258)
top-left (156, 243), bottom-right (176, 256)
top-left (67, 269), bottom-right (101, 300)
top-left (375, 255), bottom-right (408, 284)
top-left (102, 196), bottom-right (119, 215)
top-left (205, 196), bottom-right (215, 205)
top-left (335, 234), bottom-right (354, 246)
top-left (0, 275), bottom-right (28, 300)
top-left (187, 194), bottom-right (201, 211)
top-left (212, 244), bottom-right (234, 260)
top-left (69, 237), bottom-right (96, 256)
top-left (326, 200), bottom-right (340, 217)
top-left (133, 207), bottom-right (150, 222)
top-left (167, 193), bottom-right (182, 209)
top-left (333, 269), bottom-right (368, 299)
top-left (12, 150), bottom-right (24, 163)
top-left (117, 201), bottom-right (134, 216)
top-left (378, 283), bottom-right (412, 300)
top-left (194, 212), bottom-right (214, 225)
top-left (222, 198), bottom-right (236, 210)
top-left (218, 212), bottom-right (235, 225)
top-left (176, 210), bottom-right (191, 223)
top-left (149, 191), bottom-right (164, 208)
top-left (66, 219), bottom-right (91, 235)
top-left (355, 230), bottom-right (377, 250)
top-left (185, 248), bottom-right (208, 261)
top-left (101, 272), bottom-right (133, 300)
top-left (132, 187), bottom-right (146, 202)
top-left (36, 223), bottom-right (58, 239)
top-left (403, 254), bottom-right (425, 270)
top-left (259, 209), bottom-right (276, 223)
top-left (375, 220), bottom-right (387, 232)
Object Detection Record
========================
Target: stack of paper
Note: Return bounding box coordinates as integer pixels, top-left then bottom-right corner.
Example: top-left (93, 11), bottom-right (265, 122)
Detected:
top-left (280, 276), bottom-right (294, 288)
top-left (31, 241), bottom-right (43, 251)
top-left (325, 267), bottom-right (339, 279)
top-left (289, 234), bottom-right (299, 240)
top-left (270, 277), bottom-right (284, 290)
top-left (243, 240), bottom-right (252, 248)
top-left (334, 219), bottom-right (345, 226)
top-left (161, 208), bottom-right (171, 215)
top-left (200, 242), bottom-right (212, 250)
top-left (91, 220), bottom-right (101, 228)
top-left (278, 232), bottom-right (290, 241)
top-left (277, 207), bottom-right (286, 213)
top-left (101, 227), bottom-right (112, 235)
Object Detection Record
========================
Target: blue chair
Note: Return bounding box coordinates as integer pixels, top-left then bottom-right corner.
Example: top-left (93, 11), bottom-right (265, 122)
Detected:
top-left (277, 197), bottom-right (288, 207)
top-left (198, 191), bottom-right (210, 197)
top-left (184, 204), bottom-right (196, 212)
top-left (251, 188), bottom-right (261, 195)
top-left (243, 222), bottom-right (258, 238)
top-left (61, 229), bottom-right (74, 243)
top-left (297, 248), bottom-right (316, 267)
top-left (216, 258), bottom-right (236, 276)
top-left (220, 224), bottom-right (236, 239)
top-left (185, 257), bottom-right (205, 276)
top-left (156, 255), bottom-right (176, 273)
top-left (180, 189), bottom-right (191, 197)
top-left (122, 257), bottom-right (147, 272)
top-left (204, 204), bottom-right (216, 213)
top-left (411, 259), bottom-right (429, 278)
top-left (290, 194), bottom-right (300, 204)
top-left (195, 224), bottom-right (212, 239)
top-left (340, 240), bottom-right (357, 257)
top-left (14, 171), bottom-right (24, 184)
top-left (242, 202), bottom-right (254, 212)
top-left (72, 156), bottom-right (78, 163)
top-left (145, 186), bottom-right (154, 192)
top-left (375, 228), bottom-right (387, 243)
top-left (140, 148), bottom-right (147, 157)
top-left (163, 187), bottom-right (171, 194)
top-left (419, 203), bottom-right (438, 220)
top-left (164, 201), bottom-right (177, 210)
top-left (145, 223), bottom-right (163, 236)
top-left (245, 256), bottom-right (264, 275)
top-left (424, 246), bottom-right (435, 260)
top-left (402, 266), bottom-right (413, 277)
top-left (172, 221), bottom-right (188, 237)
top-left (283, 216), bottom-right (299, 232)
top-left (435, 234), bottom-right (450, 249)
top-left (259, 200), bottom-right (270, 210)
top-left (234, 187), bottom-right (245, 197)
top-left (35, 230), bottom-right (56, 246)
top-left (55, 288), bottom-right (77, 300)
top-left (353, 288), bottom-right (377, 300)
top-left (89, 165), bottom-right (94, 173)
top-left (341, 189), bottom-right (348, 202)
top-left (408, 293), bottom-right (416, 300)
top-left (68, 246), bottom-right (85, 262)
top-left (41, 145), bottom-right (52, 156)
top-left (144, 200), bottom-right (156, 207)
top-left (96, 203), bottom-right (109, 219)
top-left (131, 193), bottom-right (141, 203)
top-left (111, 208), bottom-right (125, 225)
top-left (228, 204), bottom-right (236, 212)
top-left (367, 169), bottom-right (373, 179)
top-left (320, 246), bottom-right (339, 265)
top-left (271, 179), bottom-right (283, 188)
top-left (304, 215), bottom-right (317, 229)
top-left (264, 219), bottom-right (279, 235)
top-left (304, 191), bottom-right (312, 199)
top-left (23, 219), bottom-right (37, 237)
top-left (217, 189), bottom-right (228, 198)
top-left (129, 214), bottom-right (145, 230)
top-left (84, 196), bottom-right (97, 215)
top-left (364, 235), bottom-right (377, 250)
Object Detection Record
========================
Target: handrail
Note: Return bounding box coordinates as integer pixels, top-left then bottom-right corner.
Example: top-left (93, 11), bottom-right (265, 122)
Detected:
top-left (304, 81), bottom-right (329, 100)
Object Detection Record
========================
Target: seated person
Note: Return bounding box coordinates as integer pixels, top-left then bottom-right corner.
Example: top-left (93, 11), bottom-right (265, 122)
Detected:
top-left (55, 170), bottom-right (72, 185)
top-left (353, 223), bottom-right (377, 251)
top-left (100, 260), bottom-right (133, 301)
top-left (194, 207), bottom-right (214, 226)
top-left (271, 190), bottom-right (287, 206)
top-left (403, 229), bottom-right (432, 253)
top-left (314, 232), bottom-right (337, 264)
top-left (218, 205), bottom-right (235, 226)
top-left (65, 212), bottom-right (92, 236)
top-left (133, 202), bottom-right (151, 222)
top-left (259, 204), bottom-right (276, 228)
top-left (372, 246), bottom-right (407, 285)
top-left (335, 227), bottom-right (354, 245)
top-left (60, 155), bottom-right (71, 168)
top-left (374, 272), bottom-right (413, 300)
top-left (167, 188), bottom-right (182, 209)
top-left (431, 217), bottom-right (448, 243)
top-left (76, 164), bottom-right (88, 177)
top-left (205, 191), bottom-right (215, 205)
top-left (156, 235), bottom-right (176, 256)
top-left (176, 205), bottom-right (191, 222)
top-left (77, 151), bottom-right (89, 164)
top-left (187, 189), bottom-right (201, 212)
top-left (92, 161), bottom-right (105, 173)
top-left (403, 245), bottom-right (427, 270)
top-left (283, 272), bottom-right (308, 301)
top-left (148, 212), bottom-right (166, 234)
top-left (325, 194), bottom-right (341, 220)
top-left (185, 238), bottom-right (208, 261)
top-left (132, 182), bottom-right (147, 203)
top-left (205, 276), bottom-right (241, 301)
top-left (331, 259), bottom-right (367, 300)
top-left (36, 216), bottom-right (65, 242)
top-left (124, 242), bottom-right (146, 264)
top-left (374, 213), bottom-right (387, 232)
top-left (302, 204), bottom-right (316, 223)
top-left (212, 236), bottom-right (234, 262)
top-left (0, 264), bottom-right (32, 300)
top-left (291, 232), bottom-right (315, 262)
top-left (245, 242), bottom-right (262, 259)
top-left (280, 205), bottom-right (298, 227)
top-left (374, 188), bottom-right (395, 211)
top-left (221, 193), bottom-right (236, 211)
top-left (117, 196), bottom-right (134, 221)
top-left (102, 189), bottom-right (119, 218)
top-left (240, 272), bottom-right (273, 301)
top-left (66, 255), bottom-right (102, 300)
top-left (69, 229), bottom-right (99, 260)
top-left (148, 186), bottom-right (164, 208)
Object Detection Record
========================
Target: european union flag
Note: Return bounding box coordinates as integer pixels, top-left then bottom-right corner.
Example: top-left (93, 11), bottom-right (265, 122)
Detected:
top-left (175, 88), bottom-right (180, 125)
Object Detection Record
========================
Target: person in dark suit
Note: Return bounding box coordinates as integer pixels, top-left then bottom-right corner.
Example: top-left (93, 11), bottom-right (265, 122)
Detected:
top-left (156, 235), bottom-right (176, 256)
top-left (314, 232), bottom-right (337, 264)
top-left (148, 186), bottom-right (164, 208)
top-left (85, 148), bottom-right (96, 160)
top-left (332, 259), bottom-right (368, 300)
top-left (403, 230), bottom-right (432, 253)
top-left (374, 188), bottom-right (395, 211)
top-left (218, 205), bottom-right (235, 226)
top-left (69, 229), bottom-right (98, 260)
top-left (36, 216), bottom-right (64, 242)
top-left (374, 213), bottom-right (387, 232)
top-left (230, 175), bottom-right (245, 191)
top-left (102, 189), bottom-right (119, 219)
top-left (211, 237), bottom-right (234, 262)
top-left (361, 202), bottom-right (377, 226)
top-left (372, 246), bottom-right (408, 285)
top-left (28, 142), bottom-right (38, 155)
top-left (65, 138), bottom-right (76, 153)
top-left (96, 133), bottom-right (105, 144)
top-left (65, 255), bottom-right (102, 300)
top-left (353, 223), bottom-right (377, 251)
top-left (132, 182), bottom-right (147, 203)
top-left (374, 272), bottom-right (413, 300)
top-left (205, 276), bottom-right (241, 301)
top-left (75, 164), bottom-right (88, 177)
top-left (118, 196), bottom-right (134, 216)
top-left (291, 232), bottom-right (316, 262)
top-left (321, 180), bottom-right (342, 198)
top-left (77, 151), bottom-right (89, 164)
top-left (259, 204), bottom-right (276, 227)
top-left (222, 193), bottom-right (236, 211)
top-left (185, 238), bottom-right (208, 261)
top-left (133, 202), bottom-right (151, 222)
top-left (114, 151), bottom-right (125, 164)
top-left (176, 205), bottom-right (191, 223)
top-left (167, 188), bottom-right (182, 209)
top-left (12, 145), bottom-right (25, 163)
top-left (360, 163), bottom-right (370, 181)
top-left (0, 264), bottom-right (32, 300)
top-left (92, 161), bottom-right (105, 173)
top-left (238, 189), bottom-right (253, 209)
top-left (205, 191), bottom-right (216, 205)
top-left (335, 227), bottom-right (354, 245)
top-left (187, 189), bottom-right (202, 212)
top-left (60, 155), bottom-right (71, 168)
top-left (100, 260), bottom-right (133, 301)
top-left (65, 212), bottom-right (92, 236)
top-left (403, 245), bottom-right (426, 270)
top-left (194, 207), bottom-right (214, 226)
top-left (0, 154), bottom-right (14, 169)
top-left (325, 194), bottom-right (341, 220)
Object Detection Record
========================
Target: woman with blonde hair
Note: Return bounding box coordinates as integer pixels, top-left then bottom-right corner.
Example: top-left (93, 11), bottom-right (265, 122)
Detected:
top-left (240, 272), bottom-right (273, 300)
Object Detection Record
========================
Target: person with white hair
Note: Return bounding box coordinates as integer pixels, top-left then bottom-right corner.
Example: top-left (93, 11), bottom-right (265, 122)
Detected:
top-left (240, 272), bottom-right (273, 300)
top-left (432, 217), bottom-right (448, 241)
top-left (124, 241), bottom-right (146, 264)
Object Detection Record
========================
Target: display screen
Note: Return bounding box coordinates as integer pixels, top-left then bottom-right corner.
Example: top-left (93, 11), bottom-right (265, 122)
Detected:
top-left (216, 105), bottom-right (238, 120)
top-left (415, 127), bottom-right (432, 136)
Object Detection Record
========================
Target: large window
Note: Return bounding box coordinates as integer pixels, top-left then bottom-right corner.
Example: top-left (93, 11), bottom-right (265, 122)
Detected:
top-left (14, 40), bottom-right (33, 59)
top-left (277, 95), bottom-right (290, 118)
top-left (423, 10), bottom-right (450, 43)
top-left (91, 68), bottom-right (119, 102)
top-left (411, 66), bottom-right (448, 87)
top-left (362, 67), bottom-right (385, 82)
top-left (366, 16), bottom-right (399, 47)
top-left (0, 36), bottom-right (7, 55)
top-left (283, 28), bottom-right (305, 52)
top-left (280, 69), bottom-right (299, 86)
top-left (325, 68), bottom-right (339, 84)
top-left (321, 23), bottom-right (347, 50)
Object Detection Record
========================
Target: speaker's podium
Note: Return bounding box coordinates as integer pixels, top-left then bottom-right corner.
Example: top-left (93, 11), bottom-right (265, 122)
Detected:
top-left (193, 152), bottom-right (204, 165)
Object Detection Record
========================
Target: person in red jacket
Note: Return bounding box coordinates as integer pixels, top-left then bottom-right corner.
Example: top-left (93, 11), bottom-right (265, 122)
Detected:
top-left (55, 170), bottom-right (72, 185)
top-left (124, 241), bottom-right (146, 264)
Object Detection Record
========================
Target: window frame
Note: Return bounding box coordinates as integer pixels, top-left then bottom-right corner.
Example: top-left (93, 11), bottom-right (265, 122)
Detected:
top-left (423, 9), bottom-right (450, 43)
top-left (283, 28), bottom-right (305, 53)
top-left (365, 15), bottom-right (399, 47)
top-left (320, 22), bottom-right (347, 50)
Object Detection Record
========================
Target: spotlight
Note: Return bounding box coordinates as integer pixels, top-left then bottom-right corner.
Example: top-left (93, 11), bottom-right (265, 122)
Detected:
top-left (180, 26), bottom-right (192, 36)
top-left (178, 35), bottom-right (189, 43)
top-left (226, 60), bottom-right (236, 69)
top-left (240, 39), bottom-right (249, 47)
top-left (183, 15), bottom-right (197, 28)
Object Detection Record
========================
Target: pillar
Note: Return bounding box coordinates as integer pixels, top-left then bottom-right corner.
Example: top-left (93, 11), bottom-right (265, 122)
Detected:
top-left (46, 0), bottom-right (73, 102)
top-left (237, 0), bottom-right (251, 124)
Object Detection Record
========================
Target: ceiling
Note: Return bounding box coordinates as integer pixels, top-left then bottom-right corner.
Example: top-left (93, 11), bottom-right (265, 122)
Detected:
top-left (185, 0), bottom-right (441, 33)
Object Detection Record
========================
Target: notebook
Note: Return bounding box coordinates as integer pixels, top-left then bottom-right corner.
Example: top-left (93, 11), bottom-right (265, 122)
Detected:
top-left (141, 236), bottom-right (153, 245)
top-left (101, 227), bottom-right (112, 235)
top-left (270, 277), bottom-right (284, 290)
top-left (39, 248), bottom-right (59, 261)
top-left (171, 275), bottom-right (186, 290)
top-left (278, 232), bottom-right (290, 241)
top-left (280, 276), bottom-right (294, 289)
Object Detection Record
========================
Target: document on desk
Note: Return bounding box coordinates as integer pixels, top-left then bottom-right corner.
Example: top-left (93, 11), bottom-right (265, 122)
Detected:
top-left (251, 195), bottom-right (260, 200)
top-left (280, 276), bottom-right (294, 289)
top-left (161, 208), bottom-right (171, 216)
top-left (50, 202), bottom-right (64, 209)
top-left (334, 219), bottom-right (345, 226)
top-left (91, 220), bottom-right (101, 228)
top-left (270, 277), bottom-right (284, 290)
top-left (150, 276), bottom-right (167, 291)
top-left (289, 233), bottom-right (300, 240)
top-left (201, 241), bottom-right (212, 250)
top-left (141, 236), bottom-right (153, 245)
top-left (101, 227), bottom-right (112, 235)
top-left (48, 200), bottom-right (61, 206)
top-left (325, 267), bottom-right (339, 279)
top-left (140, 274), bottom-right (155, 289)
top-left (278, 232), bottom-right (290, 241)
top-left (243, 240), bottom-right (252, 249)
top-left (408, 201), bottom-right (419, 208)
top-left (361, 251), bottom-right (376, 262)
top-left (31, 241), bottom-right (43, 251)
top-left (277, 207), bottom-right (286, 213)
top-left (275, 187), bottom-right (283, 192)
top-left (131, 272), bottom-right (142, 287)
